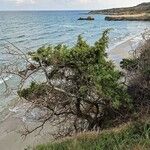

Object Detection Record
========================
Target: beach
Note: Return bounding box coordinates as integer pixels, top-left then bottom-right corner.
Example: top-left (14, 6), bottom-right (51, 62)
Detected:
top-left (0, 35), bottom-right (143, 150)
top-left (0, 109), bottom-right (53, 150)
top-left (109, 34), bottom-right (143, 68)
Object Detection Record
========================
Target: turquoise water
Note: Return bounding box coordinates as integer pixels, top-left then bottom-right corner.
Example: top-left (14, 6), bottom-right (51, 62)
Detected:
top-left (0, 11), bottom-right (150, 49)
top-left (0, 11), bottom-right (150, 112)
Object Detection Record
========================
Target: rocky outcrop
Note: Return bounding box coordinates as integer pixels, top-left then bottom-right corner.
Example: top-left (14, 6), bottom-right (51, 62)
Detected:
top-left (105, 14), bottom-right (150, 21)
top-left (78, 16), bottom-right (94, 21)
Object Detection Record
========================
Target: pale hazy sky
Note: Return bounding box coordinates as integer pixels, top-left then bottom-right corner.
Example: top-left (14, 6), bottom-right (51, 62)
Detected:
top-left (0, 0), bottom-right (150, 10)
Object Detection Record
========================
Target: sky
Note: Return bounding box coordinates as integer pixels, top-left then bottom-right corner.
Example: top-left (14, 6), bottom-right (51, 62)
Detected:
top-left (0, 0), bottom-right (150, 10)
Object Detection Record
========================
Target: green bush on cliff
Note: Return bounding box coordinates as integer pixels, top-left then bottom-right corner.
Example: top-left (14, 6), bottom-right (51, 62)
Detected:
top-left (18, 30), bottom-right (131, 137)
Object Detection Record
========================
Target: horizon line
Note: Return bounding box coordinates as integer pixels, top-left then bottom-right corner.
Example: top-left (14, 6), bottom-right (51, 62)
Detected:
top-left (0, 9), bottom-right (92, 11)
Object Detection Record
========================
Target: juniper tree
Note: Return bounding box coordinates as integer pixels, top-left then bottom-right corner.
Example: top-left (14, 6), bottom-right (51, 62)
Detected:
top-left (2, 30), bottom-right (131, 138)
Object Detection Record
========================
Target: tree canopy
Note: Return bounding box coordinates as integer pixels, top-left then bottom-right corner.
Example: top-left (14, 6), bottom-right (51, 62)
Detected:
top-left (16, 30), bottom-right (131, 137)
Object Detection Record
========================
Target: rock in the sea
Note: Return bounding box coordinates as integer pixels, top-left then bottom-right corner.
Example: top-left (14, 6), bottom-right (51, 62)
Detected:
top-left (78, 16), bottom-right (94, 21)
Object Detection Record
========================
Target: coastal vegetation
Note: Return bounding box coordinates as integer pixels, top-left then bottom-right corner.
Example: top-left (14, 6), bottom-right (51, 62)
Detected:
top-left (2, 30), bottom-right (150, 149)
top-left (17, 30), bottom-right (132, 137)
top-left (33, 30), bottom-right (150, 150)
top-left (120, 35), bottom-right (150, 113)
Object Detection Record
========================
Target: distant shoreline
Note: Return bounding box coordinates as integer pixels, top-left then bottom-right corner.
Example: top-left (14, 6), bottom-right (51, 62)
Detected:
top-left (105, 13), bottom-right (150, 21)
top-left (89, 2), bottom-right (150, 21)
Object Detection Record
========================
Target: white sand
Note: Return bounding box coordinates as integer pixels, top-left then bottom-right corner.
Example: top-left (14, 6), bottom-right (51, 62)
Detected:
top-left (108, 35), bottom-right (142, 68)
top-left (0, 111), bottom-right (53, 150)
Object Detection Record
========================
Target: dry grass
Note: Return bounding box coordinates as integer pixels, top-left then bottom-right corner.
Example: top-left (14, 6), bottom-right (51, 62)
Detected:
top-left (34, 118), bottom-right (150, 150)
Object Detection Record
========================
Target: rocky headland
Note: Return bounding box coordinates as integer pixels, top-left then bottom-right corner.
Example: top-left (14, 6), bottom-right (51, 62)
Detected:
top-left (89, 2), bottom-right (150, 21)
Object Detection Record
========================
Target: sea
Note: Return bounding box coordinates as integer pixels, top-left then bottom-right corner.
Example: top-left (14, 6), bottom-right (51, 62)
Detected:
top-left (0, 11), bottom-right (150, 120)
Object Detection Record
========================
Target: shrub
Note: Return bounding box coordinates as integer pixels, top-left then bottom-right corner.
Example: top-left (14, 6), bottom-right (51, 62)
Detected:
top-left (120, 38), bottom-right (150, 112)
top-left (18, 30), bottom-right (131, 137)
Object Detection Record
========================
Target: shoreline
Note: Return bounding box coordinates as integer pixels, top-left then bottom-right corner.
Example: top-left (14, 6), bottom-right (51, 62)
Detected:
top-left (108, 32), bottom-right (144, 68)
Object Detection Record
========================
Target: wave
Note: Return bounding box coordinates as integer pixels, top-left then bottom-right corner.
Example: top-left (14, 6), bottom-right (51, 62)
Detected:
top-left (9, 102), bottom-right (48, 122)
top-left (0, 37), bottom-right (11, 41)
top-left (15, 39), bottom-right (27, 43)
top-left (16, 35), bottom-right (25, 38)
top-left (0, 75), bottom-right (12, 85)
top-left (109, 32), bottom-right (143, 52)
top-left (61, 25), bottom-right (83, 28)
top-left (9, 102), bottom-right (31, 113)
top-left (31, 36), bottom-right (46, 41)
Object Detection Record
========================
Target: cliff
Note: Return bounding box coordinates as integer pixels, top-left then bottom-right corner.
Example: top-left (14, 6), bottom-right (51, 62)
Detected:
top-left (105, 13), bottom-right (150, 21)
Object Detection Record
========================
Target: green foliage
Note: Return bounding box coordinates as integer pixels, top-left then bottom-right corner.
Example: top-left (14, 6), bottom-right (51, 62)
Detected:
top-left (36, 30), bottom-right (129, 108)
top-left (120, 58), bottom-right (138, 71)
top-left (35, 120), bottom-right (150, 150)
top-left (19, 30), bottom-right (131, 132)
top-left (18, 82), bottom-right (48, 99)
